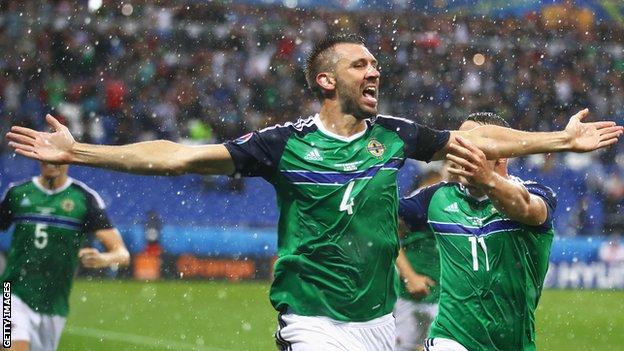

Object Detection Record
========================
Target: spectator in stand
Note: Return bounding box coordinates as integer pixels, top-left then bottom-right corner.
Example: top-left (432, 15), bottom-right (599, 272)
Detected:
top-left (1, 1), bottom-right (623, 226)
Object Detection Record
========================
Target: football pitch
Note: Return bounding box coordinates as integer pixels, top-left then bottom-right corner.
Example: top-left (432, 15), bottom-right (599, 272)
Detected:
top-left (59, 280), bottom-right (624, 350)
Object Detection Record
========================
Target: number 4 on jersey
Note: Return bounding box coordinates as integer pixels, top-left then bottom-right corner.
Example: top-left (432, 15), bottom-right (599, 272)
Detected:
top-left (339, 181), bottom-right (356, 215)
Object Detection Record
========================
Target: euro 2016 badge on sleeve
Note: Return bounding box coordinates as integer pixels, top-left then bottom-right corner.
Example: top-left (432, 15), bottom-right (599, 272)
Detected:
top-left (367, 139), bottom-right (385, 158)
top-left (234, 132), bottom-right (253, 144)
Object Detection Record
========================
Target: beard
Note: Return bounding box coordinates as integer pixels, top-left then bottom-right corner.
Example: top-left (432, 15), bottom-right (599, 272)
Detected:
top-left (335, 78), bottom-right (377, 120)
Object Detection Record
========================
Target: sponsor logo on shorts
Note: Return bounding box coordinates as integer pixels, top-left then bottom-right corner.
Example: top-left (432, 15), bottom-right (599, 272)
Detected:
top-left (3, 281), bottom-right (10, 348)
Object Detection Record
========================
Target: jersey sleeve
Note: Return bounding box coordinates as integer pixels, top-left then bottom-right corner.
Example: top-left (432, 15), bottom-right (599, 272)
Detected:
top-left (0, 187), bottom-right (14, 231)
top-left (524, 181), bottom-right (557, 229)
top-left (375, 115), bottom-right (450, 162)
top-left (223, 124), bottom-right (293, 179)
top-left (83, 190), bottom-right (113, 233)
top-left (399, 182), bottom-right (447, 232)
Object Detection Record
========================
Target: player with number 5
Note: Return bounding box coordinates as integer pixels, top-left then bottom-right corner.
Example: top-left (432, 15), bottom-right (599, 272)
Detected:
top-left (0, 160), bottom-right (129, 351)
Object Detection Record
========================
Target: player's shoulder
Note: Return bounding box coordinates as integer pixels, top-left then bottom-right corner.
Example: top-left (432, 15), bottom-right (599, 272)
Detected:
top-left (231, 115), bottom-right (317, 146)
top-left (510, 176), bottom-right (555, 195)
top-left (6, 178), bottom-right (34, 191)
top-left (259, 115), bottom-right (317, 136)
top-left (510, 175), bottom-right (557, 207)
top-left (69, 178), bottom-right (107, 209)
top-left (404, 181), bottom-right (452, 200)
top-left (1, 178), bottom-right (34, 200)
top-left (371, 114), bottom-right (417, 131)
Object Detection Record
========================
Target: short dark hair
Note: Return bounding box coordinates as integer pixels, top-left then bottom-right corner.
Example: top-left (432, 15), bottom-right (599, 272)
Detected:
top-left (466, 112), bottom-right (510, 128)
top-left (304, 34), bottom-right (365, 100)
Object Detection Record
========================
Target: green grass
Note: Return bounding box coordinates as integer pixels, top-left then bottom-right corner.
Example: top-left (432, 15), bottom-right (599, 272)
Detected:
top-left (59, 280), bottom-right (624, 350)
top-left (535, 290), bottom-right (624, 350)
top-left (60, 280), bottom-right (276, 351)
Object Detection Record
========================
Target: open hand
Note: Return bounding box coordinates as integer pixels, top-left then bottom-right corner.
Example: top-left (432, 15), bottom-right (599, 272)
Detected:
top-left (6, 114), bottom-right (75, 163)
top-left (565, 109), bottom-right (623, 152)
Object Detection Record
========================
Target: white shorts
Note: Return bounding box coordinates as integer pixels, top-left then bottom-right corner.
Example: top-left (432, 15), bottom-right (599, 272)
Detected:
top-left (424, 337), bottom-right (469, 351)
top-left (11, 294), bottom-right (66, 351)
top-left (394, 298), bottom-right (438, 351)
top-left (275, 310), bottom-right (395, 351)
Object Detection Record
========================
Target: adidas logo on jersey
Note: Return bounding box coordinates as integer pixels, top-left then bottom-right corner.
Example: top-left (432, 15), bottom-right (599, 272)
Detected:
top-left (20, 197), bottom-right (31, 207)
top-left (304, 149), bottom-right (323, 161)
top-left (444, 202), bottom-right (459, 213)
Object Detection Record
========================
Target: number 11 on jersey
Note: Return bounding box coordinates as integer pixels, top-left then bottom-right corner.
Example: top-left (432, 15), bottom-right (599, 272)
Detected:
top-left (468, 236), bottom-right (489, 271)
top-left (339, 181), bottom-right (356, 215)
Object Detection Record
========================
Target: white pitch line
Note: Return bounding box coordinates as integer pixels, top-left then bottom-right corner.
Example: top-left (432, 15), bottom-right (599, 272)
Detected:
top-left (64, 326), bottom-right (233, 351)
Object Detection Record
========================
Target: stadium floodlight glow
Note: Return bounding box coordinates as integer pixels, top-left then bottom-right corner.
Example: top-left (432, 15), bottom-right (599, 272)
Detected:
top-left (122, 3), bottom-right (134, 16)
top-left (473, 53), bottom-right (486, 66)
top-left (283, 0), bottom-right (298, 8)
top-left (88, 0), bottom-right (102, 12)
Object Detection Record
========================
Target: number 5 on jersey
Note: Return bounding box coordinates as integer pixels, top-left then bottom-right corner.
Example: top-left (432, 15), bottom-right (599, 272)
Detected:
top-left (35, 223), bottom-right (49, 249)
top-left (339, 181), bottom-right (356, 215)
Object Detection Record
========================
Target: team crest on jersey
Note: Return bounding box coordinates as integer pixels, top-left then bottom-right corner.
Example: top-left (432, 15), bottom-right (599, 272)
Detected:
top-left (366, 139), bottom-right (385, 158)
top-left (61, 199), bottom-right (75, 212)
top-left (234, 132), bottom-right (253, 145)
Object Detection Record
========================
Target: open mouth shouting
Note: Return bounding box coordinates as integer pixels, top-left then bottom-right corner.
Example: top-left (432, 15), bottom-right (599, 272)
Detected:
top-left (362, 85), bottom-right (378, 108)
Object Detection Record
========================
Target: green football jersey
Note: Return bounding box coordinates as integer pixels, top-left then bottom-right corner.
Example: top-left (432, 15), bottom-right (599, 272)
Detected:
top-left (0, 177), bottom-right (112, 316)
top-left (398, 230), bottom-right (440, 304)
top-left (225, 114), bottom-right (449, 321)
top-left (400, 180), bottom-right (556, 350)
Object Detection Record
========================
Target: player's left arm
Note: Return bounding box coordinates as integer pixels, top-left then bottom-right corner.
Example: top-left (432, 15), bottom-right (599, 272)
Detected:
top-left (79, 228), bottom-right (130, 268)
top-left (432, 109), bottom-right (622, 161)
top-left (446, 138), bottom-right (555, 226)
top-left (79, 187), bottom-right (130, 268)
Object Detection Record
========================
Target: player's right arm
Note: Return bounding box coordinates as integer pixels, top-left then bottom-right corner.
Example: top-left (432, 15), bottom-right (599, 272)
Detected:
top-left (446, 137), bottom-right (556, 227)
top-left (7, 114), bottom-right (235, 176)
top-left (396, 245), bottom-right (435, 298)
top-left (397, 185), bottom-right (444, 298)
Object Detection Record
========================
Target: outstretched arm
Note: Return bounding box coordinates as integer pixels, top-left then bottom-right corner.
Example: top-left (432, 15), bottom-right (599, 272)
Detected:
top-left (79, 228), bottom-right (130, 269)
top-left (6, 114), bottom-right (235, 175)
top-left (432, 109), bottom-right (622, 161)
top-left (446, 138), bottom-right (549, 226)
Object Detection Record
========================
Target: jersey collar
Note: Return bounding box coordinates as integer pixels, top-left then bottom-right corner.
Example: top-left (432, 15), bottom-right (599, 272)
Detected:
top-left (456, 183), bottom-right (489, 204)
top-left (313, 114), bottom-right (369, 142)
top-left (32, 176), bottom-right (73, 195)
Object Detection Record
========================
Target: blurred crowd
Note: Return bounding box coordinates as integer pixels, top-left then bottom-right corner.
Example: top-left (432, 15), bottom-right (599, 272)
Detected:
top-left (0, 1), bottom-right (622, 235)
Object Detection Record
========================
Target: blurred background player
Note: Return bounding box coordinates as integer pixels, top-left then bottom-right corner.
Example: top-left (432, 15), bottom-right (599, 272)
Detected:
top-left (5, 34), bottom-right (622, 350)
top-left (400, 113), bottom-right (557, 351)
top-left (0, 159), bottom-right (129, 351)
top-left (394, 169), bottom-right (443, 351)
